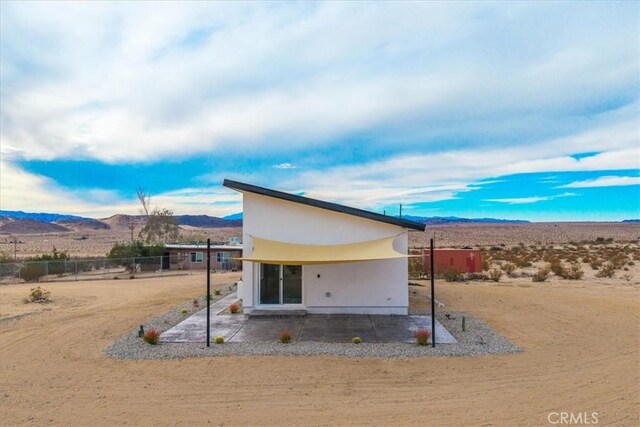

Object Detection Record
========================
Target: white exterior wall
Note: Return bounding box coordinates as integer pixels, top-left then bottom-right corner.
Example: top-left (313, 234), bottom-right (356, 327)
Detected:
top-left (241, 193), bottom-right (409, 315)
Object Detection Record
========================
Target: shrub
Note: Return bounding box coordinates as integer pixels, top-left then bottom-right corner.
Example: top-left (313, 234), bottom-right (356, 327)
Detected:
top-left (180, 308), bottom-right (188, 314)
top-left (213, 289), bottom-right (221, 296)
top-left (23, 286), bottom-right (52, 304)
top-left (415, 329), bottom-right (431, 346)
top-left (550, 261), bottom-right (564, 277)
top-left (143, 329), bottom-right (160, 345)
top-left (229, 303), bottom-right (240, 314)
top-left (278, 330), bottom-right (293, 343)
top-left (465, 272), bottom-right (489, 281)
top-left (488, 269), bottom-right (503, 282)
top-left (621, 273), bottom-right (633, 282)
top-left (500, 262), bottom-right (516, 276)
top-left (352, 337), bottom-right (362, 344)
top-left (481, 259), bottom-right (490, 271)
top-left (596, 263), bottom-right (616, 278)
top-left (442, 267), bottom-right (462, 282)
top-left (19, 263), bottom-right (46, 282)
top-left (192, 298), bottom-right (199, 308)
top-left (532, 265), bottom-right (551, 282)
top-left (562, 263), bottom-right (584, 280)
top-left (214, 336), bottom-right (224, 344)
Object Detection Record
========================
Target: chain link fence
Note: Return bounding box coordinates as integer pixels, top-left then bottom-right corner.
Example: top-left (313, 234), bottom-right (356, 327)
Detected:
top-left (0, 254), bottom-right (236, 284)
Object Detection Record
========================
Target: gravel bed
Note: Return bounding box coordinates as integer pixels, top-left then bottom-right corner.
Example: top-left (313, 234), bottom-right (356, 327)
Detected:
top-left (104, 301), bottom-right (521, 360)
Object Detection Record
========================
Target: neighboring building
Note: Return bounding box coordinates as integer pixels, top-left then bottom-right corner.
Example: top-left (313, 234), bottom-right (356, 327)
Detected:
top-left (164, 243), bottom-right (243, 271)
top-left (223, 179), bottom-right (425, 315)
top-left (423, 249), bottom-right (482, 274)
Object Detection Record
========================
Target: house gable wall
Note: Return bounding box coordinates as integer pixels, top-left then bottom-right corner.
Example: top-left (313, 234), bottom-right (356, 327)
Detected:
top-left (242, 193), bottom-right (408, 315)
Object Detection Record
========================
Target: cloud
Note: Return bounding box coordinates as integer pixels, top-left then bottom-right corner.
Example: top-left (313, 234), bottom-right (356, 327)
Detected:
top-left (1, 2), bottom-right (637, 163)
top-left (272, 163), bottom-right (297, 169)
top-left (558, 175), bottom-right (640, 188)
top-left (485, 193), bottom-right (577, 205)
top-left (279, 118), bottom-right (637, 209)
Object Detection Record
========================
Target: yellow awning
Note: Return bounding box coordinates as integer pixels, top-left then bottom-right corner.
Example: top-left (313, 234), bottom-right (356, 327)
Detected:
top-left (239, 235), bottom-right (410, 265)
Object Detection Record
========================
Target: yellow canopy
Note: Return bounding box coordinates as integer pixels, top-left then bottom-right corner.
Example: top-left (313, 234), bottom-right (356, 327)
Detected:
top-left (239, 235), bottom-right (409, 265)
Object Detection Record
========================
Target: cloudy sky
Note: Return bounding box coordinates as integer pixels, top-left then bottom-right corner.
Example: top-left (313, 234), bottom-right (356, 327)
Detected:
top-left (1, 1), bottom-right (638, 221)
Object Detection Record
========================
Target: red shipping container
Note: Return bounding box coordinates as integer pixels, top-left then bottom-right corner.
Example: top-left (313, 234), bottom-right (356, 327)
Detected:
top-left (423, 249), bottom-right (482, 274)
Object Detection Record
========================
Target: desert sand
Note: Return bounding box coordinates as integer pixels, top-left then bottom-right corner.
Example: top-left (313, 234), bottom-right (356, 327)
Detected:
top-left (1, 273), bottom-right (638, 426)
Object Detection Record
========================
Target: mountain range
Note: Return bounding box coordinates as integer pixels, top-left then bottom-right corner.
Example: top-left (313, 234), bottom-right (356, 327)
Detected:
top-left (2, 210), bottom-right (636, 234)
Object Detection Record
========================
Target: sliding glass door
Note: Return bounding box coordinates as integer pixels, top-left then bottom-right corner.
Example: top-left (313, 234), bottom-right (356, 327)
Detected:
top-left (259, 263), bottom-right (302, 305)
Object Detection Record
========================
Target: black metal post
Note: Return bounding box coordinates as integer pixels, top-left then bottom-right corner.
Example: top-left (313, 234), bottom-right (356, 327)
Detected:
top-left (206, 238), bottom-right (211, 347)
top-left (430, 238), bottom-right (436, 347)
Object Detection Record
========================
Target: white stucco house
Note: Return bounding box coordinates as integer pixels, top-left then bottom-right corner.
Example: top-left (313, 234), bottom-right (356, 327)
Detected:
top-left (223, 179), bottom-right (426, 315)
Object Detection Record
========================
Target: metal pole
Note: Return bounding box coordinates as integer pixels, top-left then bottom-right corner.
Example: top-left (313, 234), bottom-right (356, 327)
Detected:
top-left (206, 238), bottom-right (211, 347)
top-left (430, 238), bottom-right (436, 348)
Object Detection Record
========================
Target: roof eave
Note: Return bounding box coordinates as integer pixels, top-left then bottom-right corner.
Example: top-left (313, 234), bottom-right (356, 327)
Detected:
top-left (223, 179), bottom-right (426, 232)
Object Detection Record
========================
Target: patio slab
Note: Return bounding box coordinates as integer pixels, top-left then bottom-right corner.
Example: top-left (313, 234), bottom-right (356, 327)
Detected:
top-left (161, 309), bottom-right (457, 344)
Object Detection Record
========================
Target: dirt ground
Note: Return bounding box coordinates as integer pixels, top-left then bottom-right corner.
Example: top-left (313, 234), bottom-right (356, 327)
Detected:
top-left (1, 274), bottom-right (638, 426)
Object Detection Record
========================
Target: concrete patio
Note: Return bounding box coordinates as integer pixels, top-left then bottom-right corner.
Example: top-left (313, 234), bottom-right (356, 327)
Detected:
top-left (160, 293), bottom-right (456, 344)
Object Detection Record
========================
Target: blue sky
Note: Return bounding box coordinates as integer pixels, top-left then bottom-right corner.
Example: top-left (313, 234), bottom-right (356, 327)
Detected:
top-left (1, 2), bottom-right (639, 221)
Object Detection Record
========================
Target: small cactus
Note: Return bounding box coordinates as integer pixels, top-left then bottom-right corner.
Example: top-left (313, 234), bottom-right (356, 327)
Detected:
top-left (214, 336), bottom-right (224, 344)
top-left (352, 337), bottom-right (362, 344)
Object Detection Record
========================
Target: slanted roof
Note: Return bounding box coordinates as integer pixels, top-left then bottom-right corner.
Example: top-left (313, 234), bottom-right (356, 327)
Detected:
top-left (223, 179), bottom-right (426, 231)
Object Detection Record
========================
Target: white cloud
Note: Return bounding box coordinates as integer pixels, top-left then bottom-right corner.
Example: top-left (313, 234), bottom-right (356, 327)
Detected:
top-left (272, 163), bottom-right (297, 169)
top-left (558, 176), bottom-right (640, 188)
top-left (1, 2), bottom-right (637, 162)
top-left (484, 196), bottom-right (551, 205)
top-left (485, 193), bottom-right (577, 205)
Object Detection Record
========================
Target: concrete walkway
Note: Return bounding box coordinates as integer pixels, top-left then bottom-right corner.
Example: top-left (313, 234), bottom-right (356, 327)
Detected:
top-left (161, 294), bottom-right (456, 344)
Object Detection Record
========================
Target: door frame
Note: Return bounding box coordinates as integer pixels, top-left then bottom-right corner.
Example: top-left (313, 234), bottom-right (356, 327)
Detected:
top-left (257, 263), bottom-right (305, 307)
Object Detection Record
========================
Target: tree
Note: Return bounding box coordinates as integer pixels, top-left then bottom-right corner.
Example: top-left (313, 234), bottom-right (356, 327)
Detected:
top-left (139, 208), bottom-right (180, 243)
top-left (136, 187), bottom-right (151, 216)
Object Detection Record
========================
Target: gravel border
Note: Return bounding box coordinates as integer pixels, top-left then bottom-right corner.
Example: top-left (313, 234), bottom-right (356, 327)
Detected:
top-left (104, 298), bottom-right (522, 360)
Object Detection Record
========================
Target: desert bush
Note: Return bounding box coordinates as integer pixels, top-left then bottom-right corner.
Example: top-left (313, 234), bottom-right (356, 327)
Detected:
top-left (442, 267), bottom-right (462, 282)
top-left (143, 329), bottom-right (160, 345)
top-left (500, 262), bottom-right (516, 276)
top-left (488, 269), bottom-right (503, 282)
top-left (278, 330), bottom-right (293, 343)
top-left (562, 263), bottom-right (584, 280)
top-left (180, 308), bottom-right (188, 314)
top-left (465, 272), bottom-right (489, 281)
top-left (352, 337), bottom-right (362, 344)
top-left (481, 259), bottom-right (490, 271)
top-left (213, 288), bottom-right (221, 296)
top-left (408, 257), bottom-right (426, 280)
top-left (229, 303), bottom-right (240, 314)
top-left (550, 261), bottom-right (564, 277)
top-left (19, 263), bottom-right (46, 282)
top-left (192, 298), bottom-right (199, 308)
top-left (621, 273), bottom-right (633, 282)
top-left (595, 263), bottom-right (616, 278)
top-left (214, 336), bottom-right (224, 344)
top-left (532, 265), bottom-right (551, 282)
top-left (415, 329), bottom-right (431, 346)
top-left (23, 286), bottom-right (52, 303)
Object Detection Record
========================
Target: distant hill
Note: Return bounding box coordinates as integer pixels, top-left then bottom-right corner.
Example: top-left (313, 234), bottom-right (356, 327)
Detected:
top-left (622, 219), bottom-right (640, 223)
top-left (0, 217), bottom-right (71, 234)
top-left (55, 218), bottom-right (110, 230)
top-left (177, 215), bottom-right (242, 227)
top-left (0, 210), bottom-right (91, 223)
top-left (400, 215), bottom-right (530, 225)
